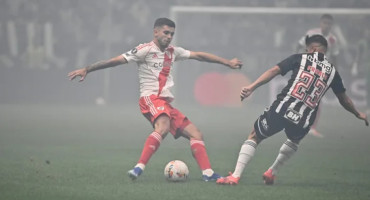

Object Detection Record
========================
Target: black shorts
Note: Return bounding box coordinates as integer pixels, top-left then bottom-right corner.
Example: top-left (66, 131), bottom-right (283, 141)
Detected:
top-left (254, 107), bottom-right (310, 141)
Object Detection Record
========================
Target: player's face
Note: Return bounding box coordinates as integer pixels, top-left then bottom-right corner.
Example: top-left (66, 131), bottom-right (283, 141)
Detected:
top-left (320, 18), bottom-right (333, 36)
top-left (154, 25), bottom-right (175, 49)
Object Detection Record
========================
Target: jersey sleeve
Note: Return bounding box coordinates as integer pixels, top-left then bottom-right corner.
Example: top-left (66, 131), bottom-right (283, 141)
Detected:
top-left (277, 54), bottom-right (301, 76)
top-left (174, 46), bottom-right (190, 61)
top-left (330, 71), bottom-right (346, 94)
top-left (122, 44), bottom-right (148, 63)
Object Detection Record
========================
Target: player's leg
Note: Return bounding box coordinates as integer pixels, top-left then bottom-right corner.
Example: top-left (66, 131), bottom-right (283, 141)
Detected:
top-left (216, 129), bottom-right (261, 185)
top-left (181, 123), bottom-right (221, 182)
top-left (263, 125), bottom-right (306, 185)
top-left (128, 96), bottom-right (171, 180)
top-left (128, 114), bottom-right (170, 180)
top-left (263, 139), bottom-right (299, 185)
top-left (217, 109), bottom-right (283, 185)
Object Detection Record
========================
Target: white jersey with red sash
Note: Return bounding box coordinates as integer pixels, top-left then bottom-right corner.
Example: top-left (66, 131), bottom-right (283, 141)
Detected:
top-left (122, 41), bottom-right (190, 100)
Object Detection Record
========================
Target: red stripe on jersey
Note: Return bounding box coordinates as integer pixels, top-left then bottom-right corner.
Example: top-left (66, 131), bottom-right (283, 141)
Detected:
top-left (158, 48), bottom-right (174, 96)
top-left (136, 42), bottom-right (154, 50)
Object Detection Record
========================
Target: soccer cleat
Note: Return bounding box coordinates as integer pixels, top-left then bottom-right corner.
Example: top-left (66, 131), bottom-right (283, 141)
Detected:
top-left (128, 167), bottom-right (143, 180)
top-left (263, 169), bottom-right (276, 185)
top-left (216, 172), bottom-right (240, 185)
top-left (202, 172), bottom-right (221, 182)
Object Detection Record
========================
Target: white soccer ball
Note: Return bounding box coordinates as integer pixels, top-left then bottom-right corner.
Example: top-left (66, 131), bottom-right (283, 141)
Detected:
top-left (164, 160), bottom-right (189, 182)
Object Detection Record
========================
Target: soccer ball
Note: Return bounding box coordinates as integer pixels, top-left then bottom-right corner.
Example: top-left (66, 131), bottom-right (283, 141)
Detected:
top-left (164, 160), bottom-right (189, 182)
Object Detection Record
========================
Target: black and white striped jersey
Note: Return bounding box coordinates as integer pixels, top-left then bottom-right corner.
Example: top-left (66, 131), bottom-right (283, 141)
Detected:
top-left (271, 52), bottom-right (346, 129)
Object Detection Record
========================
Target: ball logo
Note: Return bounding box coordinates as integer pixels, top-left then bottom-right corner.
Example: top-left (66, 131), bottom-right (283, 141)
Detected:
top-left (164, 160), bottom-right (189, 182)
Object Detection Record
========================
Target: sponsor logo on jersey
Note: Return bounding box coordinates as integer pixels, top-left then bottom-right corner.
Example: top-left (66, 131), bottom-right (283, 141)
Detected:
top-left (157, 106), bottom-right (165, 111)
top-left (261, 118), bottom-right (269, 131)
top-left (307, 55), bottom-right (332, 74)
top-left (284, 109), bottom-right (302, 123)
top-left (152, 53), bottom-right (158, 59)
top-left (131, 48), bottom-right (138, 54)
top-left (307, 65), bottom-right (328, 80)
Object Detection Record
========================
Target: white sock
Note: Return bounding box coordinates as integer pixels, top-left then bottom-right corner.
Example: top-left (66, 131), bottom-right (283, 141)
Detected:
top-left (232, 140), bottom-right (257, 178)
top-left (269, 139), bottom-right (298, 175)
top-left (202, 169), bottom-right (214, 176)
top-left (135, 163), bottom-right (146, 170)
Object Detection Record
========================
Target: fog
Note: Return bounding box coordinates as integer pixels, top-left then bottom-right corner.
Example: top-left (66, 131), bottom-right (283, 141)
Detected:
top-left (1, 0), bottom-right (369, 108)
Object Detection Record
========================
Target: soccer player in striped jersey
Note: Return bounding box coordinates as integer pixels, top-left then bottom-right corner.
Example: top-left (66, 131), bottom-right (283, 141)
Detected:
top-left (68, 18), bottom-right (242, 182)
top-left (296, 14), bottom-right (339, 137)
top-left (216, 35), bottom-right (368, 185)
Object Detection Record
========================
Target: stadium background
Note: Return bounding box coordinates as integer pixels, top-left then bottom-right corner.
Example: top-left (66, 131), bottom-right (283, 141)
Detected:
top-left (0, 0), bottom-right (369, 107)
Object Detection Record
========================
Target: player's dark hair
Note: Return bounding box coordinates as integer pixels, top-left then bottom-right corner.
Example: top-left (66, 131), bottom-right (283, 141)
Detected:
top-left (154, 18), bottom-right (176, 28)
top-left (305, 34), bottom-right (328, 49)
top-left (320, 14), bottom-right (334, 21)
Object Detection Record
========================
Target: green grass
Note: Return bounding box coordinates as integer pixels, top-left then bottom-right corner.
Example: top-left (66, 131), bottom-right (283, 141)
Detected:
top-left (0, 104), bottom-right (369, 200)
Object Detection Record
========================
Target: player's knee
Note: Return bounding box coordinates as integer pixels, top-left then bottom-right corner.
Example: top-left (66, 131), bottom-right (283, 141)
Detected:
top-left (189, 131), bottom-right (203, 140)
top-left (287, 139), bottom-right (300, 145)
top-left (155, 126), bottom-right (170, 136)
top-left (154, 124), bottom-right (170, 136)
top-left (182, 124), bottom-right (203, 140)
top-left (154, 114), bottom-right (171, 134)
top-left (248, 130), bottom-right (263, 144)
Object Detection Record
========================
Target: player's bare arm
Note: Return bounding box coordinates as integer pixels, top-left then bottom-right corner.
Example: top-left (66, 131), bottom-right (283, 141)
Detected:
top-left (335, 92), bottom-right (369, 126)
top-left (68, 55), bottom-right (127, 82)
top-left (189, 51), bottom-right (242, 69)
top-left (241, 65), bottom-right (281, 101)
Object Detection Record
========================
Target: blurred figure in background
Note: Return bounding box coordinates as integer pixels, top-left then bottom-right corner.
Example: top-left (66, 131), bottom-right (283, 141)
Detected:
top-left (351, 27), bottom-right (370, 114)
top-left (297, 14), bottom-right (339, 65)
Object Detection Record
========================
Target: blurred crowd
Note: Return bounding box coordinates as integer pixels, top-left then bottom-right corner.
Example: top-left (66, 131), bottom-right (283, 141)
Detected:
top-left (0, 0), bottom-right (369, 104)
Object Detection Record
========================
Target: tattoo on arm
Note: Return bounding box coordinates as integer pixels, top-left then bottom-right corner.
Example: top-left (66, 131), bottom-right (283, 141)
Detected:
top-left (85, 60), bottom-right (112, 73)
top-left (85, 56), bottom-right (124, 73)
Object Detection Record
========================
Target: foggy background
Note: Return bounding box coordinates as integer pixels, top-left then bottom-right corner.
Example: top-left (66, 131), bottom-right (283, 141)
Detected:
top-left (1, 0), bottom-right (369, 108)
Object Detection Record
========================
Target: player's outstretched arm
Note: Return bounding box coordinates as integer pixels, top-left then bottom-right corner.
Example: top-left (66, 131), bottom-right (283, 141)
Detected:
top-left (241, 65), bottom-right (281, 101)
top-left (68, 55), bottom-right (127, 82)
top-left (335, 92), bottom-right (369, 126)
top-left (189, 51), bottom-right (242, 69)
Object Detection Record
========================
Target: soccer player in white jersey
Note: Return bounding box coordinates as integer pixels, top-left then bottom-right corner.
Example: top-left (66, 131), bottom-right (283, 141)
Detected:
top-left (68, 18), bottom-right (242, 181)
top-left (296, 14), bottom-right (339, 137)
top-left (216, 35), bottom-right (368, 185)
top-left (297, 14), bottom-right (339, 66)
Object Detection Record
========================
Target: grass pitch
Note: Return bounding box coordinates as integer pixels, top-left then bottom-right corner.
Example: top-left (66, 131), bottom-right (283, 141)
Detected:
top-left (0, 104), bottom-right (369, 200)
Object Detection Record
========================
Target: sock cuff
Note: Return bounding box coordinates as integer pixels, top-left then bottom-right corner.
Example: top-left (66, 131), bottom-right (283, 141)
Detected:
top-left (284, 140), bottom-right (298, 151)
top-left (244, 140), bottom-right (257, 148)
top-left (190, 139), bottom-right (205, 146)
top-left (150, 131), bottom-right (162, 143)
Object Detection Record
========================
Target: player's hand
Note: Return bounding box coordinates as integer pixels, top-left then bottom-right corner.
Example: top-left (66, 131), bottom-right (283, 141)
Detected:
top-left (240, 86), bottom-right (253, 101)
top-left (228, 58), bottom-right (243, 69)
top-left (68, 68), bottom-right (88, 82)
top-left (356, 112), bottom-right (369, 126)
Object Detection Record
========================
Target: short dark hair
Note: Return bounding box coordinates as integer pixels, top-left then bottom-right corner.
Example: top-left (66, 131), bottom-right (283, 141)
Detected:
top-left (154, 18), bottom-right (175, 28)
top-left (320, 14), bottom-right (334, 21)
top-left (305, 34), bottom-right (328, 49)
